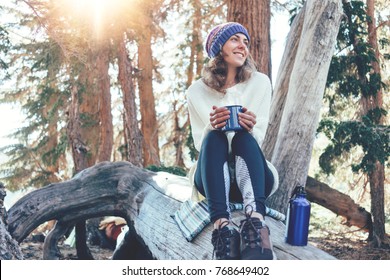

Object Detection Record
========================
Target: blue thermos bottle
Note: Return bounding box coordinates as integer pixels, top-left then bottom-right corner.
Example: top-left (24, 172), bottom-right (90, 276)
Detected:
top-left (285, 185), bottom-right (311, 246)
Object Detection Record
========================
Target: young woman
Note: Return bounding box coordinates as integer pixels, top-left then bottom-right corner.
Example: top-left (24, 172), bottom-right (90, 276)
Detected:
top-left (186, 22), bottom-right (278, 260)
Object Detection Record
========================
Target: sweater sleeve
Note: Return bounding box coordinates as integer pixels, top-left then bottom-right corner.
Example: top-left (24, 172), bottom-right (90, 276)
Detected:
top-left (250, 73), bottom-right (272, 148)
top-left (186, 86), bottom-right (214, 152)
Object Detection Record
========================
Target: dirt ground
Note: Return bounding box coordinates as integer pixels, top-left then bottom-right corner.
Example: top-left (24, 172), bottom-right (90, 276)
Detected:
top-left (310, 235), bottom-right (390, 260)
top-left (20, 238), bottom-right (114, 260)
top-left (19, 231), bottom-right (390, 260)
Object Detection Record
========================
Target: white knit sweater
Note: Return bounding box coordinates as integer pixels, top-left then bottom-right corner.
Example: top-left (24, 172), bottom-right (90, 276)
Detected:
top-left (186, 71), bottom-right (278, 201)
top-left (187, 71), bottom-right (272, 151)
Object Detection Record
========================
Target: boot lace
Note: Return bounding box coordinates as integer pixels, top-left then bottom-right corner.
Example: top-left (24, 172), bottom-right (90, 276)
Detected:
top-left (211, 221), bottom-right (231, 259)
top-left (241, 205), bottom-right (263, 250)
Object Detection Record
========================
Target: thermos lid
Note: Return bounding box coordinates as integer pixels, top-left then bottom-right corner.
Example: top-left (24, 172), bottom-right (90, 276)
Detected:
top-left (290, 185), bottom-right (306, 199)
top-left (296, 186), bottom-right (306, 194)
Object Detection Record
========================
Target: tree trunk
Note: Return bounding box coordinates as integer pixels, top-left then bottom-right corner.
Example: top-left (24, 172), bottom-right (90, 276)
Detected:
top-left (67, 42), bottom-right (113, 259)
top-left (367, 162), bottom-right (387, 246)
top-left (138, 8), bottom-right (160, 167)
top-left (82, 43), bottom-right (112, 259)
top-left (262, 7), bottom-right (305, 160)
top-left (342, 0), bottom-right (388, 248)
top-left (67, 82), bottom-right (90, 173)
top-left (66, 80), bottom-right (94, 260)
top-left (265, 0), bottom-right (344, 213)
top-left (96, 45), bottom-right (113, 162)
top-left (364, 0), bottom-right (388, 248)
top-left (227, 0), bottom-right (271, 78)
top-left (117, 33), bottom-right (143, 166)
top-left (78, 58), bottom-right (99, 167)
top-left (6, 161), bottom-right (335, 260)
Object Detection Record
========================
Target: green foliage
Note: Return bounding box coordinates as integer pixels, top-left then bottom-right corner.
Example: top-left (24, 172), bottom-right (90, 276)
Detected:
top-left (186, 125), bottom-right (198, 162)
top-left (0, 144), bottom-right (41, 191)
top-left (287, 0), bottom-right (304, 25)
top-left (0, 26), bottom-right (11, 71)
top-left (146, 164), bottom-right (187, 177)
top-left (0, 127), bottom-right (70, 190)
top-left (42, 133), bottom-right (68, 167)
top-left (318, 119), bottom-right (390, 174)
top-left (319, 0), bottom-right (389, 176)
top-left (80, 113), bottom-right (99, 128)
top-left (0, 17), bottom-right (71, 189)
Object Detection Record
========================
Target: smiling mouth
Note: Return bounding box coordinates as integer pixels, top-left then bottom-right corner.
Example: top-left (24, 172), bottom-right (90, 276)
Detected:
top-left (233, 52), bottom-right (245, 57)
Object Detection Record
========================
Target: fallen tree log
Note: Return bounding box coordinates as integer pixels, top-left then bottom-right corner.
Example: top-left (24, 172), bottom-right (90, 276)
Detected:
top-left (7, 161), bottom-right (335, 260)
top-left (305, 176), bottom-right (372, 231)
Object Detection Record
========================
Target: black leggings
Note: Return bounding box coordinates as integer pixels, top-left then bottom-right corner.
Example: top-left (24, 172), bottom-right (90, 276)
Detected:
top-left (194, 130), bottom-right (274, 223)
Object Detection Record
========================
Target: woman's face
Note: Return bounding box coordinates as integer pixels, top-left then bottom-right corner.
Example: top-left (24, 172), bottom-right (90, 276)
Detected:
top-left (221, 33), bottom-right (249, 69)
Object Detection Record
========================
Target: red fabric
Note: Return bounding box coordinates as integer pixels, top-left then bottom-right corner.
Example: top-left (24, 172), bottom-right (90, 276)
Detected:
top-left (105, 223), bottom-right (123, 241)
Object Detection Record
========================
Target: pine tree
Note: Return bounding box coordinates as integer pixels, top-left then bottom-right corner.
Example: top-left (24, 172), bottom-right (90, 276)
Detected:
top-left (318, 0), bottom-right (389, 247)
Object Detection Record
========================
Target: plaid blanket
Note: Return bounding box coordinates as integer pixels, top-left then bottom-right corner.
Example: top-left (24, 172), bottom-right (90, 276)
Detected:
top-left (171, 199), bottom-right (286, 242)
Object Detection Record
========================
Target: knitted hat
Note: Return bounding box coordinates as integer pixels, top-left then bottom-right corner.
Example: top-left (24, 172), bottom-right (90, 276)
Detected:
top-left (205, 22), bottom-right (250, 58)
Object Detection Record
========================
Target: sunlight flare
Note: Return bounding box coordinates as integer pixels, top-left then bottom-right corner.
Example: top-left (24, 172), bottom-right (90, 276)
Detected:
top-left (58, 0), bottom-right (135, 40)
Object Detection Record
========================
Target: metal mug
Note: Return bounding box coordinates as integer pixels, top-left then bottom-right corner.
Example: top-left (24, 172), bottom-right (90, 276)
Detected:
top-left (222, 105), bottom-right (243, 132)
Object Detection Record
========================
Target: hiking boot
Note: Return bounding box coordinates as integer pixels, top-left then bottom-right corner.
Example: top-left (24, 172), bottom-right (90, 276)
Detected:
top-left (239, 211), bottom-right (274, 260)
top-left (211, 224), bottom-right (240, 260)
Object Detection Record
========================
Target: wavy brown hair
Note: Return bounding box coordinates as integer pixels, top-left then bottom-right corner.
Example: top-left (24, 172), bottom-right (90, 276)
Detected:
top-left (202, 53), bottom-right (257, 93)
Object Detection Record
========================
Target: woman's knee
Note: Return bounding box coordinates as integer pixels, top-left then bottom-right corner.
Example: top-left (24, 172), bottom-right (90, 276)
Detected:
top-left (202, 130), bottom-right (228, 150)
top-left (231, 131), bottom-right (257, 151)
top-left (206, 130), bottom-right (227, 141)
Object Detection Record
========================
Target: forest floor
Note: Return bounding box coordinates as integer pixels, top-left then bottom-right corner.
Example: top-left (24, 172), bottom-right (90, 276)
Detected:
top-left (19, 227), bottom-right (390, 260)
top-left (310, 234), bottom-right (390, 260)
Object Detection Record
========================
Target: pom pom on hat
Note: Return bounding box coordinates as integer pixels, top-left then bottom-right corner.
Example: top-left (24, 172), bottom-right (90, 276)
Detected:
top-left (205, 22), bottom-right (250, 58)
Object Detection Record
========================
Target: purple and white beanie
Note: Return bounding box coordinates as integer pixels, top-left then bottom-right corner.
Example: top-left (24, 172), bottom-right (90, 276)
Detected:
top-left (205, 22), bottom-right (250, 58)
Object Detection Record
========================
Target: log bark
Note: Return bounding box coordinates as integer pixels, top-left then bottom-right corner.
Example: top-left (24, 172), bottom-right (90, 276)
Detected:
top-left (0, 182), bottom-right (23, 260)
top-left (42, 221), bottom-right (71, 260)
top-left (305, 176), bottom-right (372, 231)
top-left (262, 5), bottom-right (305, 159)
top-left (6, 161), bottom-right (335, 260)
top-left (0, 219), bottom-right (23, 260)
